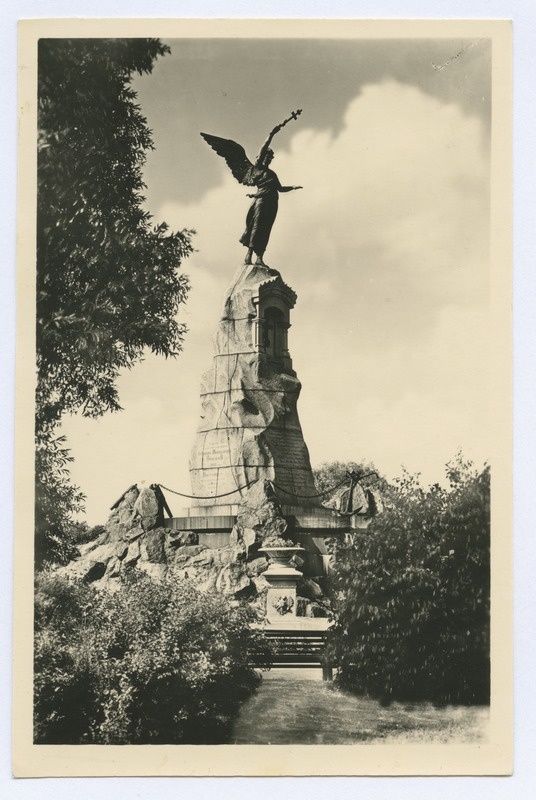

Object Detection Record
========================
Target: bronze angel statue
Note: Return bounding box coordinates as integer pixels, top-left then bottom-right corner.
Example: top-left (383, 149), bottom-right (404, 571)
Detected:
top-left (201, 110), bottom-right (303, 266)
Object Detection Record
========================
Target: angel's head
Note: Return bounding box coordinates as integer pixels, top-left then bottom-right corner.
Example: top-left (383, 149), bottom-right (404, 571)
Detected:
top-left (263, 148), bottom-right (275, 167)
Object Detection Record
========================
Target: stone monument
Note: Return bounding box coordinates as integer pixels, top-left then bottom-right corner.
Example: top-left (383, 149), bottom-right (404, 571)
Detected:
top-left (165, 112), bottom-right (380, 615)
top-left (64, 114), bottom-right (380, 624)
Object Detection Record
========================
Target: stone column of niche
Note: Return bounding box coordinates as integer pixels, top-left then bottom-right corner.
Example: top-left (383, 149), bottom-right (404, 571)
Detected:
top-left (260, 547), bottom-right (304, 620)
top-left (252, 280), bottom-right (295, 373)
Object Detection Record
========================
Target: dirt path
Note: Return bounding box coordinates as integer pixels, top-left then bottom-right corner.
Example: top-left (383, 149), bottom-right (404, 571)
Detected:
top-left (231, 668), bottom-right (489, 745)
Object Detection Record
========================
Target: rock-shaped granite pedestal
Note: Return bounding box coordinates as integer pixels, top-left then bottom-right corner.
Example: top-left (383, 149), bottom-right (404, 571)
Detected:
top-left (164, 262), bottom-right (377, 616)
top-left (60, 267), bottom-right (379, 623)
top-left (189, 262), bottom-right (318, 507)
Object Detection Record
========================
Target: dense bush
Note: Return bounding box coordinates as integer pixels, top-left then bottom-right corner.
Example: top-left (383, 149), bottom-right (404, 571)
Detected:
top-left (34, 571), bottom-right (266, 743)
top-left (326, 455), bottom-right (490, 706)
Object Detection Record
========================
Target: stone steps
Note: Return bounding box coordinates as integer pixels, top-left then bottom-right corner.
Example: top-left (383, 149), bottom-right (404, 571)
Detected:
top-left (252, 623), bottom-right (333, 677)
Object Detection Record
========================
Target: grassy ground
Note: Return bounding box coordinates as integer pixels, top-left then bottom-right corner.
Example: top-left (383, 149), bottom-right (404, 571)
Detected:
top-left (231, 668), bottom-right (489, 745)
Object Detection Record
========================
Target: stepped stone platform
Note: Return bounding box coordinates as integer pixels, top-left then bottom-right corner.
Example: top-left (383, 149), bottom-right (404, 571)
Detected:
top-left (163, 503), bottom-right (371, 534)
top-left (251, 617), bottom-right (333, 676)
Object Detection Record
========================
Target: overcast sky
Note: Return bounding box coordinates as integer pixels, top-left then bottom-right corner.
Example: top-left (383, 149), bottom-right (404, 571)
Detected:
top-left (61, 35), bottom-right (492, 524)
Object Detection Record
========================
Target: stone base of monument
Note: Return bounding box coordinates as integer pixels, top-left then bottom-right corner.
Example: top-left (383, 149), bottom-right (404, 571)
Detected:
top-left (165, 503), bottom-right (370, 534)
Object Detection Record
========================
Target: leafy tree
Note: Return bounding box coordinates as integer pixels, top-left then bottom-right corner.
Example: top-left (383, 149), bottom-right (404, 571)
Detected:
top-left (313, 459), bottom-right (389, 515)
top-left (313, 460), bottom-right (384, 496)
top-left (35, 432), bottom-right (85, 567)
top-left (36, 39), bottom-right (193, 565)
top-left (327, 455), bottom-right (490, 705)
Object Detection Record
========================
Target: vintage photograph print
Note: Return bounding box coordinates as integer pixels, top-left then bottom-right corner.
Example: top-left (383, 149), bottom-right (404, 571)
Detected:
top-left (14, 18), bottom-right (512, 777)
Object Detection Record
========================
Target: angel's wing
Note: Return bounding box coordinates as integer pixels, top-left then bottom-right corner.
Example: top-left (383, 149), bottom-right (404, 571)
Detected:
top-left (200, 133), bottom-right (257, 186)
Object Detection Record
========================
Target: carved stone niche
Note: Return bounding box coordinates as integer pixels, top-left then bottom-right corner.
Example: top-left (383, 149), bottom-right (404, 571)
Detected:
top-left (252, 277), bottom-right (297, 374)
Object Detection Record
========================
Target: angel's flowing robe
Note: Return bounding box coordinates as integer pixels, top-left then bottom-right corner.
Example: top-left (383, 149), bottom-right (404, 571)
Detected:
top-left (239, 167), bottom-right (284, 256)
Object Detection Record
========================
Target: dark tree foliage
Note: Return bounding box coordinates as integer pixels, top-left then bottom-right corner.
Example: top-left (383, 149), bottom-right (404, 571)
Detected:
top-left (36, 39), bottom-right (193, 565)
top-left (327, 455), bottom-right (490, 705)
top-left (35, 432), bottom-right (86, 567)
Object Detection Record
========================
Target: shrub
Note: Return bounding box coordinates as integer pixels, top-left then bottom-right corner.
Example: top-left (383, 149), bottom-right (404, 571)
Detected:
top-left (67, 522), bottom-right (107, 547)
top-left (261, 534), bottom-right (295, 547)
top-left (34, 570), bottom-right (266, 743)
top-left (327, 456), bottom-right (490, 705)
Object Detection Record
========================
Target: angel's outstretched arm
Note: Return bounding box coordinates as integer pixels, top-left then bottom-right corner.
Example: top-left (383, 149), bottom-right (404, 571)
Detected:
top-left (273, 174), bottom-right (302, 193)
top-left (255, 110), bottom-right (303, 166)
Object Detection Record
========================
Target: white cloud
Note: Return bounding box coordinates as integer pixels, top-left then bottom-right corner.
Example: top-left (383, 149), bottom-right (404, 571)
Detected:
top-left (63, 82), bottom-right (490, 522)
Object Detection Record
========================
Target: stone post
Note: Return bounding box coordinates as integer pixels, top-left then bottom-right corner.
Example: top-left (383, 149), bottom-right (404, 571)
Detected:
top-left (259, 547), bottom-right (304, 620)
